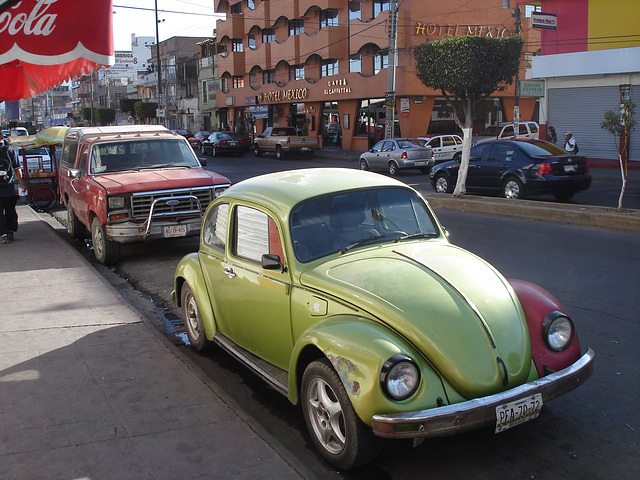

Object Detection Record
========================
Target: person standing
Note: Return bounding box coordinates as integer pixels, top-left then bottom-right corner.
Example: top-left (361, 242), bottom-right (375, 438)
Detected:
top-left (564, 131), bottom-right (578, 154)
top-left (0, 132), bottom-right (25, 244)
top-left (548, 125), bottom-right (557, 144)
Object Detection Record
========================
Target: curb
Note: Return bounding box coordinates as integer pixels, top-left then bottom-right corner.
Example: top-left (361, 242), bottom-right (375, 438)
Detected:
top-left (422, 193), bottom-right (640, 233)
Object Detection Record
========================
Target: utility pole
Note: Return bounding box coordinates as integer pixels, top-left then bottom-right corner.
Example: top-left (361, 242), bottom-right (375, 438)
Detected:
top-left (155, 0), bottom-right (164, 126)
top-left (384, 0), bottom-right (398, 139)
top-left (512, 4), bottom-right (521, 128)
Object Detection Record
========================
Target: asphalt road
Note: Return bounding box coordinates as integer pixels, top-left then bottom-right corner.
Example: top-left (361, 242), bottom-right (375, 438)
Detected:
top-left (47, 151), bottom-right (640, 479)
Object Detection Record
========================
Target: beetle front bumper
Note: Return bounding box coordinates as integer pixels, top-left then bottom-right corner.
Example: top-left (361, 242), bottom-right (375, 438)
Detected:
top-left (371, 348), bottom-right (594, 438)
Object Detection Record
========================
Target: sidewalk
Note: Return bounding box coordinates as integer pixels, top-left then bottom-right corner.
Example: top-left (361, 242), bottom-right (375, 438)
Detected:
top-left (0, 206), bottom-right (316, 480)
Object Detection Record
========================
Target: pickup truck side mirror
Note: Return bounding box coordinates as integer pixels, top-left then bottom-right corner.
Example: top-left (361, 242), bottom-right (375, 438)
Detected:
top-left (68, 168), bottom-right (81, 179)
top-left (262, 253), bottom-right (286, 272)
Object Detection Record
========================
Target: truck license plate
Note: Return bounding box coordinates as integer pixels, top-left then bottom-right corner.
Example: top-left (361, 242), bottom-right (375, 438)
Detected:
top-left (164, 225), bottom-right (187, 238)
top-left (495, 393), bottom-right (543, 433)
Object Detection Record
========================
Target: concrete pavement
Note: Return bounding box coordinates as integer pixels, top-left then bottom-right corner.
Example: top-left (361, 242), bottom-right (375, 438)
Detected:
top-left (0, 205), bottom-right (316, 480)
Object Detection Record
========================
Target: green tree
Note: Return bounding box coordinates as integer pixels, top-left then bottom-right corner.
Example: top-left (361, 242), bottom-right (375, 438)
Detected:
top-left (414, 35), bottom-right (523, 197)
top-left (600, 99), bottom-right (636, 210)
top-left (134, 102), bottom-right (158, 124)
top-left (120, 98), bottom-right (138, 120)
top-left (96, 108), bottom-right (116, 125)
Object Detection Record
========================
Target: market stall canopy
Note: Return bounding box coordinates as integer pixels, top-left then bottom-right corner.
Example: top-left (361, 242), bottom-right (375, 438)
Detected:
top-left (8, 126), bottom-right (68, 148)
top-left (0, 0), bottom-right (114, 101)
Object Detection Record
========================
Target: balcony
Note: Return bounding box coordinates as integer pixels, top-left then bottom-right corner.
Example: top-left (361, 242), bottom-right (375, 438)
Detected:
top-left (349, 15), bottom-right (389, 55)
top-left (300, 26), bottom-right (348, 61)
top-left (217, 51), bottom-right (246, 77)
top-left (245, 44), bottom-right (271, 70)
top-left (216, 14), bottom-right (245, 40)
top-left (270, 36), bottom-right (300, 68)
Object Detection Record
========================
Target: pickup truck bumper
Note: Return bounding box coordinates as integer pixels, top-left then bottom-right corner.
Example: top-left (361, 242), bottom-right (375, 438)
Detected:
top-left (371, 348), bottom-right (594, 439)
top-left (106, 217), bottom-right (202, 244)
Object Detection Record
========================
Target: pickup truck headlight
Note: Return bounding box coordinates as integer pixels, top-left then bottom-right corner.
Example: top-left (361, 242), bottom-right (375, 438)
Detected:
top-left (542, 312), bottom-right (574, 351)
top-left (108, 196), bottom-right (126, 209)
top-left (380, 355), bottom-right (420, 401)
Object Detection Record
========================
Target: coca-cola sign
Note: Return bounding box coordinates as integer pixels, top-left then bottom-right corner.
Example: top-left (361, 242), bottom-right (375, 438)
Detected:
top-left (0, 0), bottom-right (113, 100)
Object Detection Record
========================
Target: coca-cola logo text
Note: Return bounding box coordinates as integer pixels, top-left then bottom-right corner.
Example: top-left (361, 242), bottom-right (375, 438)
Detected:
top-left (0, 0), bottom-right (58, 36)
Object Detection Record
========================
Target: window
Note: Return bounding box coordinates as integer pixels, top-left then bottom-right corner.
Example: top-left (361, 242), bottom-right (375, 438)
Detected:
top-left (263, 70), bottom-right (276, 84)
top-left (247, 0), bottom-right (255, 9)
top-left (262, 28), bottom-right (275, 43)
top-left (348, 2), bottom-right (361, 21)
top-left (232, 76), bottom-right (244, 88)
top-left (235, 206), bottom-right (283, 263)
top-left (221, 77), bottom-right (229, 93)
top-left (374, 50), bottom-right (388, 73)
top-left (290, 65), bottom-right (305, 80)
top-left (320, 9), bottom-right (338, 28)
top-left (373, 0), bottom-right (390, 17)
top-left (289, 19), bottom-right (304, 36)
top-left (248, 34), bottom-right (256, 49)
top-left (232, 39), bottom-right (243, 52)
top-left (321, 59), bottom-right (339, 77)
top-left (202, 203), bottom-right (229, 252)
top-left (230, 2), bottom-right (242, 14)
top-left (202, 81), bottom-right (208, 103)
top-left (349, 54), bottom-right (361, 73)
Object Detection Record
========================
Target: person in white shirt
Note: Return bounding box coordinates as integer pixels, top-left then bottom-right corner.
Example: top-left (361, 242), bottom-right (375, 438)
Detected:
top-left (564, 131), bottom-right (578, 154)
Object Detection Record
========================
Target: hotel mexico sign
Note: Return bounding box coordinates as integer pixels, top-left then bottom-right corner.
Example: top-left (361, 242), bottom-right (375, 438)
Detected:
top-left (415, 23), bottom-right (513, 38)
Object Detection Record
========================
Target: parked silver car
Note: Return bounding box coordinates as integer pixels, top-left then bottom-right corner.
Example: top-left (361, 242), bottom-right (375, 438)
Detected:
top-left (359, 138), bottom-right (435, 175)
top-left (418, 134), bottom-right (463, 162)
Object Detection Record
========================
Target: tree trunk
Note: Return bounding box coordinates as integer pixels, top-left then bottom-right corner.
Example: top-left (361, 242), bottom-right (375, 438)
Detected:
top-left (618, 153), bottom-right (626, 211)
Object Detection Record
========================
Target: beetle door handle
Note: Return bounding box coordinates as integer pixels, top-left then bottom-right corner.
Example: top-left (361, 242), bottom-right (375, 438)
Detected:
top-left (223, 267), bottom-right (236, 279)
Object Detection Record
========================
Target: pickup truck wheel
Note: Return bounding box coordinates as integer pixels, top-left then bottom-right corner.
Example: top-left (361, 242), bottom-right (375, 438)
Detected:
top-left (181, 283), bottom-right (213, 352)
top-left (67, 203), bottom-right (87, 240)
top-left (275, 145), bottom-right (286, 160)
top-left (253, 144), bottom-right (262, 157)
top-left (91, 217), bottom-right (121, 264)
top-left (388, 161), bottom-right (399, 176)
top-left (301, 359), bottom-right (381, 470)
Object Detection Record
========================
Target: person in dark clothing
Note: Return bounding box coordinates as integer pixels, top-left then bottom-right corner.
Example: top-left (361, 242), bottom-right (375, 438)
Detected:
top-left (0, 132), bottom-right (25, 244)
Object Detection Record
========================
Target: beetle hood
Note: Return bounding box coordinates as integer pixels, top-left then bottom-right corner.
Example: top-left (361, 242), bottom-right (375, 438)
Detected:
top-left (299, 242), bottom-right (531, 399)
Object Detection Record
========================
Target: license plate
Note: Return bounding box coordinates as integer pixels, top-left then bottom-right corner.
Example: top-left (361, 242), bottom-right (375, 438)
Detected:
top-left (302, 147), bottom-right (311, 152)
top-left (564, 164), bottom-right (576, 172)
top-left (230, 141), bottom-right (238, 146)
top-left (415, 161), bottom-right (426, 166)
top-left (495, 393), bottom-right (543, 433)
top-left (164, 225), bottom-right (187, 238)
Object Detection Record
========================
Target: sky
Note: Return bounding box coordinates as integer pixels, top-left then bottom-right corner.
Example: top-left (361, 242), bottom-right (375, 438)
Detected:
top-left (112, 0), bottom-right (224, 51)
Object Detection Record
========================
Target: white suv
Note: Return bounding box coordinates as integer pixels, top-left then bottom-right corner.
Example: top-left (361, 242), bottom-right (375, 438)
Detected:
top-left (418, 134), bottom-right (463, 162)
top-left (472, 121), bottom-right (539, 145)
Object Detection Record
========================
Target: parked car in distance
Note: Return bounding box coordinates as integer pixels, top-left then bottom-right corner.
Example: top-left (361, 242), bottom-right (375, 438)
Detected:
top-left (472, 121), bottom-right (539, 145)
top-left (10, 126), bottom-right (29, 137)
top-left (173, 168), bottom-right (594, 470)
top-left (19, 146), bottom-right (53, 174)
top-left (171, 129), bottom-right (192, 139)
top-left (430, 139), bottom-right (591, 201)
top-left (253, 126), bottom-right (320, 159)
top-left (188, 131), bottom-right (211, 151)
top-left (359, 138), bottom-right (435, 175)
top-left (418, 134), bottom-right (463, 162)
top-left (58, 125), bottom-right (230, 264)
top-left (202, 132), bottom-right (249, 156)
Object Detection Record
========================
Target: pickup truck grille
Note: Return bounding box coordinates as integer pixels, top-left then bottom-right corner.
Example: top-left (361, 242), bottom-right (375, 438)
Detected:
top-left (131, 186), bottom-right (227, 219)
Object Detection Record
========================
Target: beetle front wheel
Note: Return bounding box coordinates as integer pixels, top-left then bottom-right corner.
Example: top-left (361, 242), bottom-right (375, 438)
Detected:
top-left (301, 359), bottom-right (380, 470)
top-left (181, 283), bottom-right (213, 352)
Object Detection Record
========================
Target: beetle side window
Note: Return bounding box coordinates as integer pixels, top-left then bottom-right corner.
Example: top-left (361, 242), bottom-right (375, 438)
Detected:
top-left (202, 203), bottom-right (229, 252)
top-left (234, 206), bottom-right (283, 264)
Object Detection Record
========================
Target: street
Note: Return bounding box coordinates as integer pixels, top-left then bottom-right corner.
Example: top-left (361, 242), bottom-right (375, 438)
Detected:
top-left (48, 152), bottom-right (639, 479)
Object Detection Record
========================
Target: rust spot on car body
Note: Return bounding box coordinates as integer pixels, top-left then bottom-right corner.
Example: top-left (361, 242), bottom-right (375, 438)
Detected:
top-left (327, 354), bottom-right (361, 395)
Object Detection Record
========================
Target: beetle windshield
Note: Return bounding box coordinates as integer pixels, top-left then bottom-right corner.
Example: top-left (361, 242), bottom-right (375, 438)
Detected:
top-left (290, 187), bottom-right (439, 262)
top-left (89, 139), bottom-right (200, 174)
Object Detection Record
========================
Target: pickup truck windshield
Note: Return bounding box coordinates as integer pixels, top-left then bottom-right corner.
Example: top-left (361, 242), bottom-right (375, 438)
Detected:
top-left (90, 139), bottom-right (200, 174)
top-left (290, 187), bottom-right (439, 262)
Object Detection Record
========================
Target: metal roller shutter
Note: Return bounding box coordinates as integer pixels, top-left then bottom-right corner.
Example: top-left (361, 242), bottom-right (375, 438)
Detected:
top-left (548, 86), bottom-right (620, 160)
top-left (629, 87), bottom-right (640, 164)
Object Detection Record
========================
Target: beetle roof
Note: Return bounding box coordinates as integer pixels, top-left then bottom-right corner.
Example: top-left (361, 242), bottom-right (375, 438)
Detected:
top-left (223, 168), bottom-right (410, 216)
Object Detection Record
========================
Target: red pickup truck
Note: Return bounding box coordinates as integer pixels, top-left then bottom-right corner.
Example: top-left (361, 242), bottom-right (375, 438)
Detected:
top-left (58, 125), bottom-right (230, 264)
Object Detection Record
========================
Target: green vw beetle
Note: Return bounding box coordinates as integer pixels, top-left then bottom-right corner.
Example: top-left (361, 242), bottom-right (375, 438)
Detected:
top-left (172, 168), bottom-right (594, 469)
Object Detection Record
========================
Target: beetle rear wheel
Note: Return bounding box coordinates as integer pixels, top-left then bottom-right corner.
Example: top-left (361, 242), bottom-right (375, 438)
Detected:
top-left (301, 359), bottom-right (380, 470)
top-left (181, 283), bottom-right (213, 351)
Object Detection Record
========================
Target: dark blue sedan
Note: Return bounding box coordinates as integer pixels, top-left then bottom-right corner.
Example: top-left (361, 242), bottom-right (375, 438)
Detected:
top-left (429, 139), bottom-right (591, 201)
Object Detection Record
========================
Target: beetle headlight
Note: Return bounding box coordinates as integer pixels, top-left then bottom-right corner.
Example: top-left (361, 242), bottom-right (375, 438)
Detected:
top-left (380, 355), bottom-right (420, 401)
top-left (542, 311), bottom-right (574, 351)
top-left (108, 196), bottom-right (125, 209)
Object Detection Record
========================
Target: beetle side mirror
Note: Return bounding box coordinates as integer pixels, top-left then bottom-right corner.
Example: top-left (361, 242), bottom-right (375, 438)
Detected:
top-left (262, 254), bottom-right (286, 272)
